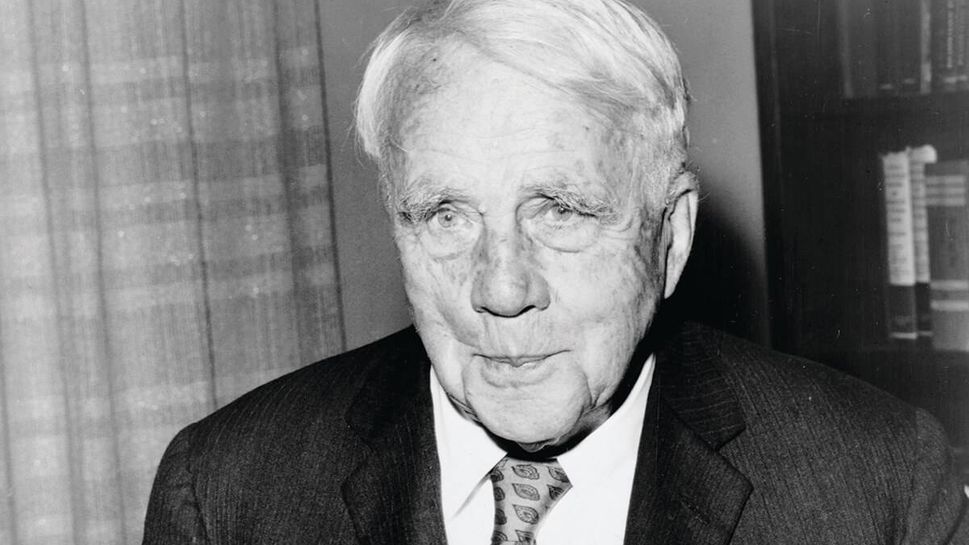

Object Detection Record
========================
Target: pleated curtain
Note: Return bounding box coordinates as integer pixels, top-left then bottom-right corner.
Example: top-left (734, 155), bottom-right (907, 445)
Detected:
top-left (0, 1), bottom-right (345, 543)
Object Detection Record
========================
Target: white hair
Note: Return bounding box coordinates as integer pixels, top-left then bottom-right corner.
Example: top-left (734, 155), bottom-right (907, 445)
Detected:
top-left (355, 0), bottom-right (693, 205)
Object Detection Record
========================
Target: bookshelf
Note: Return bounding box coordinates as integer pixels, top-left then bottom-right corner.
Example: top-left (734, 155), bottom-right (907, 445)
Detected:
top-left (753, 0), bottom-right (969, 480)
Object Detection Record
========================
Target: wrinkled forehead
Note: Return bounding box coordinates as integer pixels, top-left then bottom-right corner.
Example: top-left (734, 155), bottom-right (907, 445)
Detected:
top-left (398, 46), bottom-right (563, 124)
top-left (375, 34), bottom-right (683, 215)
top-left (386, 40), bottom-right (637, 169)
top-left (386, 58), bottom-right (660, 222)
top-left (405, 49), bottom-right (580, 129)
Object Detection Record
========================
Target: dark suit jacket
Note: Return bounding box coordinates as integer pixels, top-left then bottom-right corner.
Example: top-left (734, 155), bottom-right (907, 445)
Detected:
top-left (143, 322), bottom-right (969, 544)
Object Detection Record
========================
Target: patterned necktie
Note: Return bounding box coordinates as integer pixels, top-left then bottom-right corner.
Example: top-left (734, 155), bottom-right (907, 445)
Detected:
top-left (488, 455), bottom-right (572, 545)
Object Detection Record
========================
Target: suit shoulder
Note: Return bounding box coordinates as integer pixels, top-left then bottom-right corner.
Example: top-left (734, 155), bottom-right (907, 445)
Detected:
top-left (677, 326), bottom-right (966, 539)
top-left (706, 325), bottom-right (915, 434)
top-left (178, 327), bottom-right (423, 457)
top-left (146, 331), bottom-right (424, 543)
top-left (660, 322), bottom-right (925, 464)
top-left (687, 324), bottom-right (943, 493)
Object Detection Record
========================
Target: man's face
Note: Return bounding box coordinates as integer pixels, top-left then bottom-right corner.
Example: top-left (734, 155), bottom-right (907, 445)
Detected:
top-left (392, 48), bottom-right (680, 450)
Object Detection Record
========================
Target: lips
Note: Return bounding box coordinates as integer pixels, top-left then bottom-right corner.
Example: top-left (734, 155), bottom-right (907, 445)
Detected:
top-left (477, 350), bottom-right (566, 368)
top-left (473, 351), bottom-right (565, 387)
top-left (484, 354), bottom-right (551, 367)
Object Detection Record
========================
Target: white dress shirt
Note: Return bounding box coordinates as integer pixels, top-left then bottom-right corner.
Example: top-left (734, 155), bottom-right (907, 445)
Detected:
top-left (431, 354), bottom-right (654, 545)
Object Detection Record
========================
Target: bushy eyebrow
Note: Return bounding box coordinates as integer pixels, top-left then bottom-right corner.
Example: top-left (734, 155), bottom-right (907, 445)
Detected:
top-left (393, 181), bottom-right (469, 224)
top-left (526, 181), bottom-right (620, 221)
top-left (392, 176), bottom-right (622, 223)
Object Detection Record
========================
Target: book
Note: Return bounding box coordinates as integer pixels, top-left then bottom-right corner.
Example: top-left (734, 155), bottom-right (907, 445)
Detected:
top-left (925, 160), bottom-right (969, 351)
top-left (933, 0), bottom-right (961, 91)
top-left (843, 0), bottom-right (934, 95)
top-left (908, 145), bottom-right (939, 339)
top-left (837, 0), bottom-right (878, 97)
top-left (960, 0), bottom-right (969, 88)
top-left (957, 0), bottom-right (969, 89)
top-left (876, 0), bottom-right (902, 94)
top-left (920, 0), bottom-right (935, 93)
top-left (897, 0), bottom-right (930, 94)
top-left (881, 151), bottom-right (919, 340)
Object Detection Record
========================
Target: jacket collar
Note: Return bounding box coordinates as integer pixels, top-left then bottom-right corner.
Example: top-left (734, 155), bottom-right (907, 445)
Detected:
top-left (623, 321), bottom-right (752, 545)
top-left (341, 322), bottom-right (751, 545)
top-left (341, 328), bottom-right (447, 545)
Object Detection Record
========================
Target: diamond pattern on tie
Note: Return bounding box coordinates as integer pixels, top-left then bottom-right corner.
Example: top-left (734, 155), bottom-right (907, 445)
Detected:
top-left (489, 456), bottom-right (572, 545)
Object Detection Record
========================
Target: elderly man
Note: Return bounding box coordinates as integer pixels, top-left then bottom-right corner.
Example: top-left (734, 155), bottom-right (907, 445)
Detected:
top-left (143, 0), bottom-right (968, 543)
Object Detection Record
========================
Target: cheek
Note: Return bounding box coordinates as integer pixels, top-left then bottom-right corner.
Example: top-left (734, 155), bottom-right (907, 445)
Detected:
top-left (634, 214), bottom-right (665, 269)
top-left (551, 222), bottom-right (662, 316)
top-left (397, 235), bottom-right (475, 317)
top-left (626, 214), bottom-right (666, 301)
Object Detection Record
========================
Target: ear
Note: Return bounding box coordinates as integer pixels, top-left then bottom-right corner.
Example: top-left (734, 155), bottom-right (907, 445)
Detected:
top-left (661, 181), bottom-right (698, 299)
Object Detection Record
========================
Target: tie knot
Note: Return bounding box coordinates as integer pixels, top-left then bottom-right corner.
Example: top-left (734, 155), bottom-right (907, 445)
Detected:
top-left (488, 456), bottom-right (572, 545)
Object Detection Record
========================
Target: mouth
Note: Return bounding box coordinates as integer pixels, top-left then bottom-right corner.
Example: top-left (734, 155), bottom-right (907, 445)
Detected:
top-left (472, 351), bottom-right (568, 389)
top-left (477, 351), bottom-right (564, 368)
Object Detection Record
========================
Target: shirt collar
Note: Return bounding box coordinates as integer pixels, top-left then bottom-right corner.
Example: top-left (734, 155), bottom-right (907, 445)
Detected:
top-left (432, 354), bottom-right (655, 519)
top-left (432, 369), bottom-right (506, 519)
top-left (556, 354), bottom-right (654, 488)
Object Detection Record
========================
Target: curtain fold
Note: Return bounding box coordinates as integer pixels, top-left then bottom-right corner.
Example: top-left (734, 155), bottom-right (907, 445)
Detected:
top-left (0, 1), bottom-right (345, 543)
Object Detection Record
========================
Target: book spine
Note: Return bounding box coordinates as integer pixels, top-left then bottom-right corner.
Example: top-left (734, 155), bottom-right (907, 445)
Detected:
top-left (837, 0), bottom-right (856, 98)
top-left (838, 0), bottom-right (878, 97)
top-left (882, 151), bottom-right (919, 340)
top-left (921, 0), bottom-right (935, 93)
top-left (961, 0), bottom-right (969, 89)
top-left (909, 146), bottom-right (939, 339)
top-left (926, 161), bottom-right (969, 351)
top-left (876, 0), bottom-right (901, 95)
top-left (899, 0), bottom-right (926, 93)
top-left (954, 0), bottom-right (967, 89)
top-left (933, 0), bottom-right (960, 91)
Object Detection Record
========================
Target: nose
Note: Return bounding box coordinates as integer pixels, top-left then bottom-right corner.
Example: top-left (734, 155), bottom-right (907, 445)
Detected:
top-left (470, 228), bottom-right (550, 317)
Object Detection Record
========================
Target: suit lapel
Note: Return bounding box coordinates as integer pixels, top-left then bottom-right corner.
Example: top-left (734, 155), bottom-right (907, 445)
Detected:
top-left (624, 323), bottom-right (753, 545)
top-left (337, 322), bottom-right (751, 545)
top-left (341, 330), bottom-right (447, 545)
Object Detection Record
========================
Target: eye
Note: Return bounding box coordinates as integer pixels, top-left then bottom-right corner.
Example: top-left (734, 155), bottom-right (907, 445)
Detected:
top-left (425, 204), bottom-right (475, 236)
top-left (525, 197), bottom-right (602, 252)
top-left (540, 200), bottom-right (589, 226)
top-left (419, 203), bottom-right (478, 257)
top-left (432, 206), bottom-right (461, 228)
top-left (546, 203), bottom-right (576, 222)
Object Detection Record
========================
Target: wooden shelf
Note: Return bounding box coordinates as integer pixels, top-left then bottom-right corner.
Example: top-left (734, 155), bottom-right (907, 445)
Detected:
top-left (753, 0), bottom-right (969, 479)
top-left (788, 91), bottom-right (969, 119)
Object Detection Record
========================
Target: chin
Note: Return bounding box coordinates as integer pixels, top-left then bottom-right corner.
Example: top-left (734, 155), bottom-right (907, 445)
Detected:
top-left (488, 426), bottom-right (570, 453)
top-left (470, 397), bottom-right (585, 449)
top-left (487, 420), bottom-right (593, 454)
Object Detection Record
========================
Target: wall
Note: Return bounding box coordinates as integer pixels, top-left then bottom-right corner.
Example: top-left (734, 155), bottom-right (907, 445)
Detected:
top-left (319, 0), bottom-right (414, 349)
top-left (638, 0), bottom-right (770, 344)
top-left (320, 0), bottom-right (769, 349)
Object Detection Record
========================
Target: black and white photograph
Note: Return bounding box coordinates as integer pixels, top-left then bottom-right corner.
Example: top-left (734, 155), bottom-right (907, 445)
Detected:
top-left (0, 0), bottom-right (967, 543)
